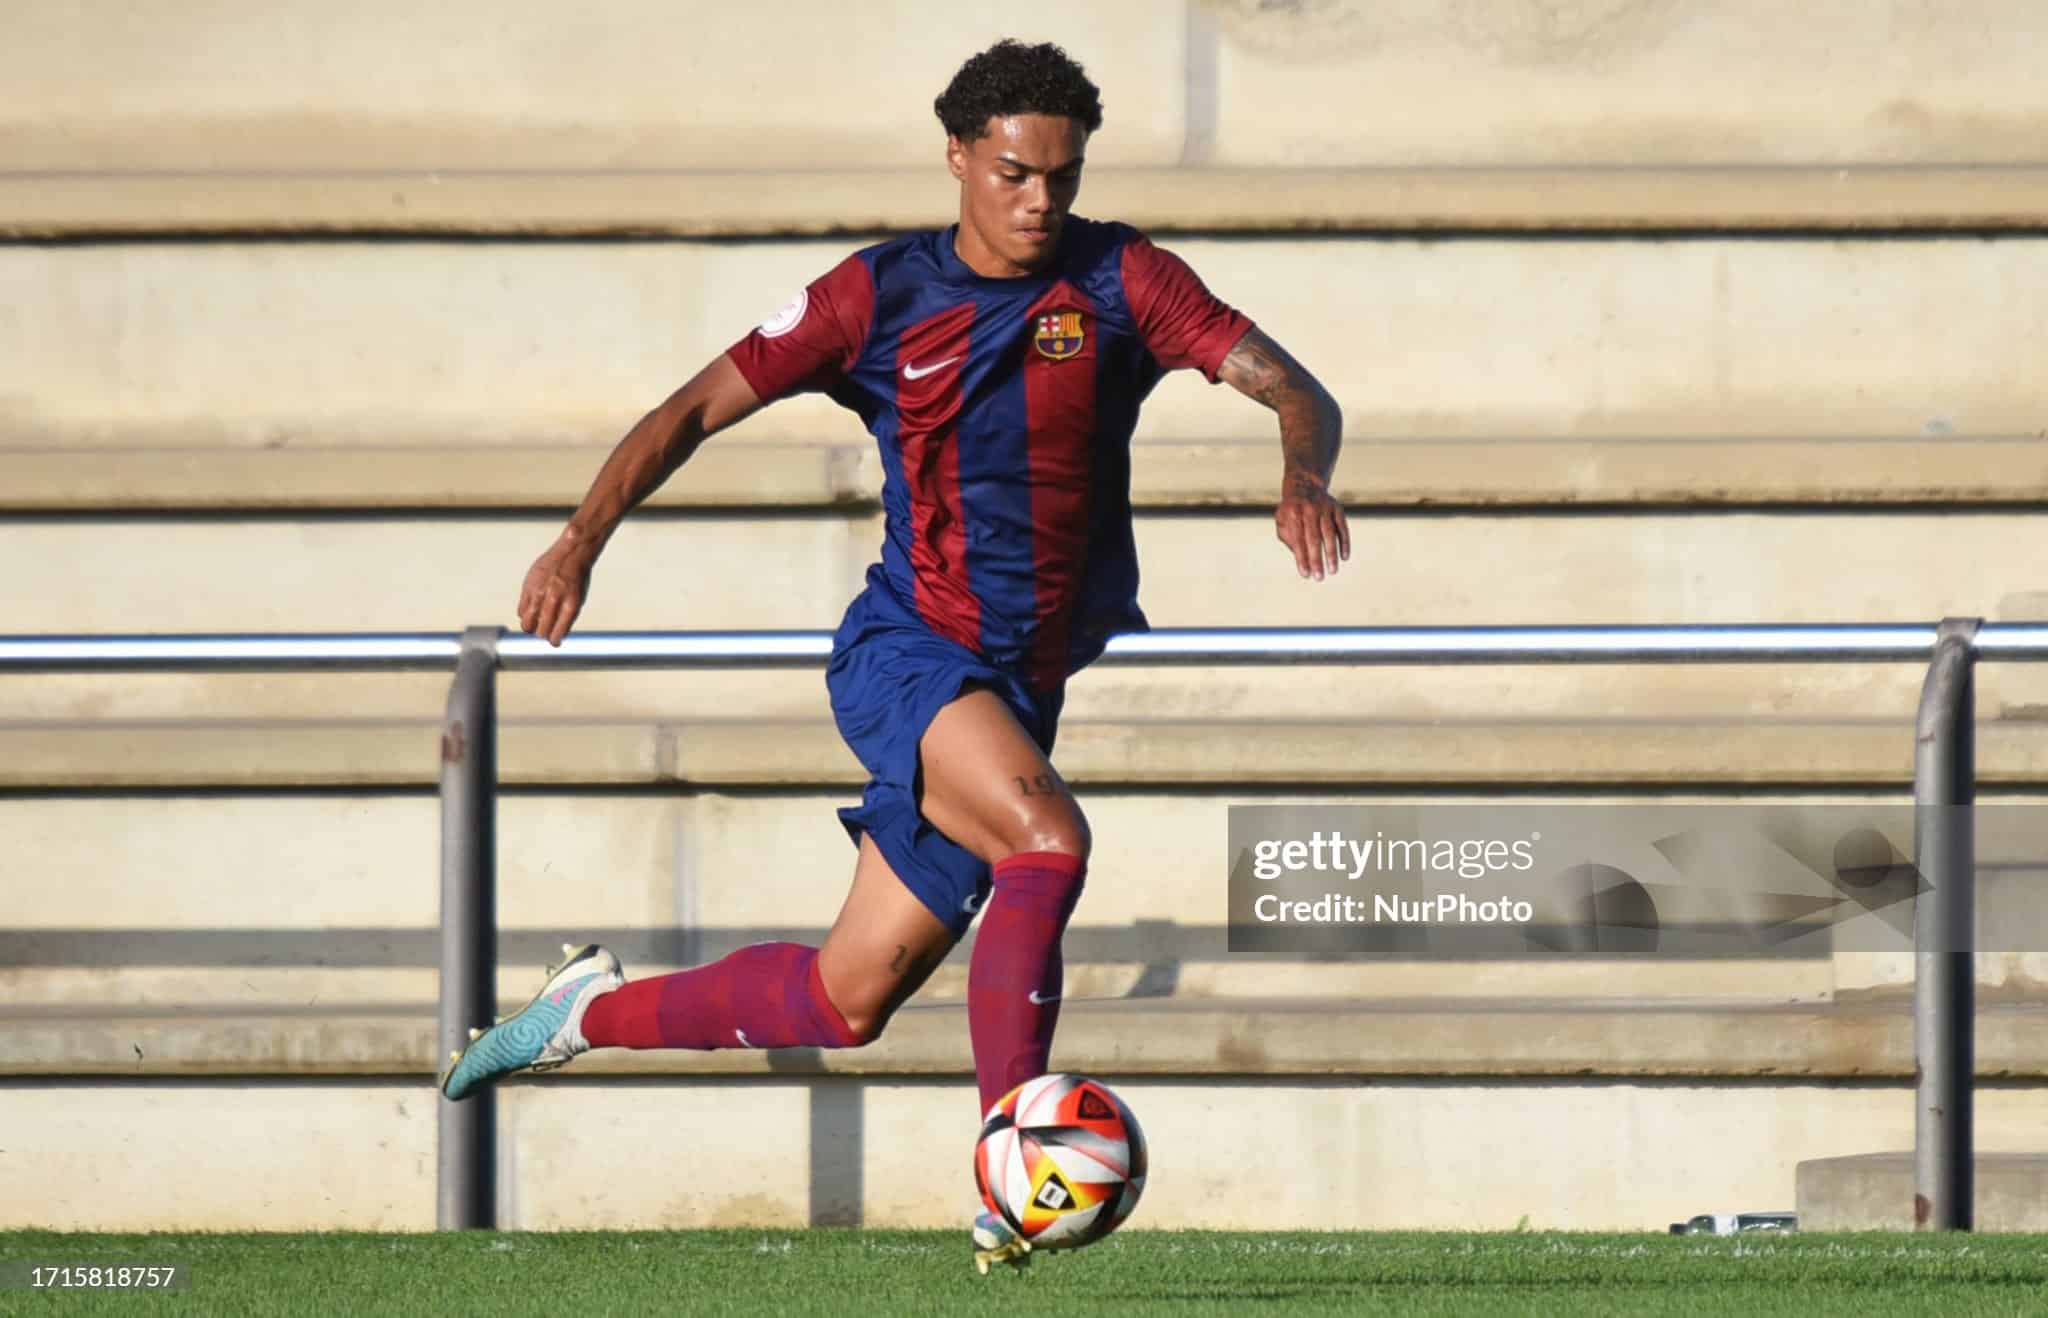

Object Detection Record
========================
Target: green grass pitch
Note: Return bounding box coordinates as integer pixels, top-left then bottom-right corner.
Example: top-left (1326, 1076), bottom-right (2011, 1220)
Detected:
top-left (5, 1230), bottom-right (2047, 1316)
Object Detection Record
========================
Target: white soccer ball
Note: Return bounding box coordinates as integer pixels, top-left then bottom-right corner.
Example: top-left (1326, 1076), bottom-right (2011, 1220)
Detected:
top-left (973, 1073), bottom-right (1147, 1250)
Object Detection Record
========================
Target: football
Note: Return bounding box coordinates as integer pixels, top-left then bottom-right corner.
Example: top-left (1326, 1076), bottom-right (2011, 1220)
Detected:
top-left (973, 1073), bottom-right (1147, 1250)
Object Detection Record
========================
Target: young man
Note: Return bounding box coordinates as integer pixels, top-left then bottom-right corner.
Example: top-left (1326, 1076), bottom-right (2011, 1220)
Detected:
top-left (440, 39), bottom-right (1347, 1268)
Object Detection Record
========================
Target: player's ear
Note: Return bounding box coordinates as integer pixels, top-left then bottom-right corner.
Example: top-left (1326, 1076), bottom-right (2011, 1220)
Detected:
top-left (946, 134), bottom-right (969, 181)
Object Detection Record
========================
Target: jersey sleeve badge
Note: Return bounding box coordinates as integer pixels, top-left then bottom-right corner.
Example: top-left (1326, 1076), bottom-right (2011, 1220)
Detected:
top-left (758, 288), bottom-right (810, 339)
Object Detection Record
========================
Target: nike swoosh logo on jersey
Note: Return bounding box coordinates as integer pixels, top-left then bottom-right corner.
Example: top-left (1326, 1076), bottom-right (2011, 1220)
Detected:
top-left (902, 356), bottom-right (960, 380)
top-left (1027, 990), bottom-right (1061, 1005)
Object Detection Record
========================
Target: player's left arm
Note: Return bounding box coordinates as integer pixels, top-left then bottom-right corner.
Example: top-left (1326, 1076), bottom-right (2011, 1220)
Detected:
top-left (1217, 328), bottom-right (1349, 581)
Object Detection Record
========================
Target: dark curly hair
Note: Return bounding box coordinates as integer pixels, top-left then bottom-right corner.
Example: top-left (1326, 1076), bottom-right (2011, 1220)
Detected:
top-left (933, 39), bottom-right (1104, 142)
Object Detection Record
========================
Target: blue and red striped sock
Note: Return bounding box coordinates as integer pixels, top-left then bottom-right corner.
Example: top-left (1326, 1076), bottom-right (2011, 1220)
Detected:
top-left (968, 850), bottom-right (1087, 1113)
top-left (579, 942), bottom-right (863, 1050)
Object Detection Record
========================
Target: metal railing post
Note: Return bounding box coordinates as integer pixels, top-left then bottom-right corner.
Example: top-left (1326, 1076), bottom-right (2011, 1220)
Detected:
top-left (1912, 616), bottom-right (1979, 1230)
top-left (437, 625), bottom-right (501, 1229)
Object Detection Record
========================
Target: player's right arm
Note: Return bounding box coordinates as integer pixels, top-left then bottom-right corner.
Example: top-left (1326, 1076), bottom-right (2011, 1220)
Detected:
top-left (516, 355), bottom-right (764, 646)
top-left (517, 254), bottom-right (875, 645)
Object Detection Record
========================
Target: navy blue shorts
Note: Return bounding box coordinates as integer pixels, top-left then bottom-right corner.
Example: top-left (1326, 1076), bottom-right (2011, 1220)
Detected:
top-left (826, 587), bottom-right (1065, 936)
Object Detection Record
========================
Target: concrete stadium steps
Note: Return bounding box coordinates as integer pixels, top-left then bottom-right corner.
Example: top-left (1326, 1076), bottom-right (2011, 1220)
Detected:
top-left (10, 436), bottom-right (2048, 512)
top-left (8, 716), bottom-right (2048, 789)
top-left (11, 999), bottom-right (2048, 1080)
top-left (9, 498), bottom-right (2048, 897)
top-left (7, 511), bottom-right (2048, 637)
top-left (9, 3), bottom-right (2047, 176)
top-left (6, 507), bottom-right (2048, 733)
top-left (1799, 1153), bottom-right (2048, 1231)
top-left (9, 789), bottom-right (2046, 1011)
top-left (0, 664), bottom-right (1960, 726)
top-left (20, 168), bottom-right (2048, 239)
top-left (8, 1002), bottom-right (2048, 1231)
top-left (11, 1071), bottom-right (2048, 1233)
top-left (3, 2), bottom-right (1189, 174)
top-left (7, 963), bottom-right (1858, 1017)
top-left (17, 1), bottom-right (2048, 1240)
top-left (8, 238), bottom-right (2048, 447)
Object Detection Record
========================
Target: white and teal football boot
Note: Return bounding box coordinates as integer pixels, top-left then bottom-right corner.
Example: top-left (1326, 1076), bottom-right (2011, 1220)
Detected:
top-left (439, 943), bottom-right (623, 1101)
top-left (972, 1209), bottom-right (1032, 1274)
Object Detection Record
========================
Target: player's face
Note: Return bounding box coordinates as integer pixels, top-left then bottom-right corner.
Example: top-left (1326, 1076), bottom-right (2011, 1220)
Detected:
top-left (947, 114), bottom-right (1087, 277)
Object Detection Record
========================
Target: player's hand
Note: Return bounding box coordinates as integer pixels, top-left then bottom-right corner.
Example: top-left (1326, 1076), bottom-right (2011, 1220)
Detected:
top-left (517, 530), bottom-right (599, 646)
top-left (1275, 475), bottom-right (1350, 581)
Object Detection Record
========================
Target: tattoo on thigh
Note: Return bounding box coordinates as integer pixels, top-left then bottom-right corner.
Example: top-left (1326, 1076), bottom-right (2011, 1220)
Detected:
top-left (889, 944), bottom-right (907, 974)
top-left (1013, 773), bottom-right (1060, 798)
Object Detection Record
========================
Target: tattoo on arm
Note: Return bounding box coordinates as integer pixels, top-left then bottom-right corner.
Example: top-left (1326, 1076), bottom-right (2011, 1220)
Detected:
top-left (1013, 773), bottom-right (1061, 798)
top-left (1219, 328), bottom-right (1343, 494)
top-left (1220, 329), bottom-right (1294, 408)
top-left (889, 944), bottom-right (907, 974)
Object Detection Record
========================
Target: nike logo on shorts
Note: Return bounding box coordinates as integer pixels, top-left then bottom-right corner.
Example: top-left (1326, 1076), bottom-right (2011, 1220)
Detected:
top-left (902, 356), bottom-right (960, 380)
top-left (1027, 990), bottom-right (1060, 1005)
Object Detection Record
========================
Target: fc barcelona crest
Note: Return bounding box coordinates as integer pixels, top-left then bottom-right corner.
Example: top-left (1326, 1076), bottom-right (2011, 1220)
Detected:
top-left (1034, 310), bottom-right (1086, 361)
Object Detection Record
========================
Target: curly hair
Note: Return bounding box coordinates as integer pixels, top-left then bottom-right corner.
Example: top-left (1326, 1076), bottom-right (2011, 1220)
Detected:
top-left (933, 39), bottom-right (1104, 142)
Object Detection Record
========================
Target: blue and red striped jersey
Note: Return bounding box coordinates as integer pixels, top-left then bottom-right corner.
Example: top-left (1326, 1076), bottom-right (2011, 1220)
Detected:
top-left (728, 217), bottom-right (1251, 689)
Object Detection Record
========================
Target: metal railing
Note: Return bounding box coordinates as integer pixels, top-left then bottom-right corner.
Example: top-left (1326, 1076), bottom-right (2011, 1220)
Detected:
top-left (3, 619), bottom-right (2027, 1231)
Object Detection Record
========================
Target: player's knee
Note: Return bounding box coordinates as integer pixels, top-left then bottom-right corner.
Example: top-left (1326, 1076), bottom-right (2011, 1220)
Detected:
top-left (823, 989), bottom-right (888, 1046)
top-left (819, 977), bottom-right (892, 1046)
top-left (1003, 798), bottom-right (1091, 863)
top-left (833, 1004), bottom-right (888, 1045)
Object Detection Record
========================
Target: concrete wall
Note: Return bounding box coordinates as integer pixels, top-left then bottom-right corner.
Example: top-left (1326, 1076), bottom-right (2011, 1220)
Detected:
top-left (8, 238), bottom-right (2045, 446)
top-left (0, 3), bottom-right (1183, 171)
top-left (9, 2), bottom-right (2045, 1238)
top-left (8, 509), bottom-right (2048, 732)
top-left (7, 2), bottom-right (2048, 171)
top-left (9, 512), bottom-right (2048, 635)
top-left (0, 789), bottom-right (1908, 1009)
top-left (0, 664), bottom-right (1944, 728)
top-left (11, 790), bottom-right (2045, 1009)
top-left (1201, 0), bottom-right (2048, 168)
top-left (8, 1076), bottom-right (2048, 1231)
top-left (8, 507), bottom-right (2048, 737)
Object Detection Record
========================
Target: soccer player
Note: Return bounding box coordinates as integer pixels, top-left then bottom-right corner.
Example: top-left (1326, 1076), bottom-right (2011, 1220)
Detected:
top-left (440, 38), bottom-right (1347, 1268)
